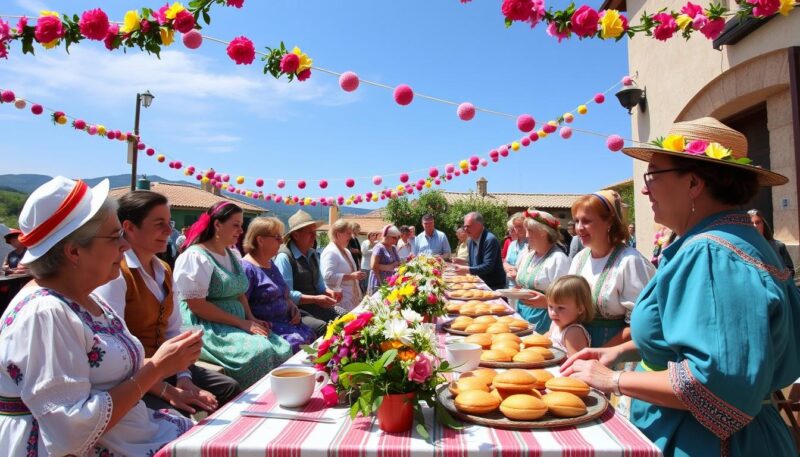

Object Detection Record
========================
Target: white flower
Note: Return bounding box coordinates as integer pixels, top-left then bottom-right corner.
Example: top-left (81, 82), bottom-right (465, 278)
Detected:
top-left (401, 309), bottom-right (423, 323)
top-left (383, 318), bottom-right (413, 345)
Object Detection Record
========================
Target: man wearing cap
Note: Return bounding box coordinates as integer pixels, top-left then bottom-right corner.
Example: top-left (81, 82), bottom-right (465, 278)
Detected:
top-left (2, 229), bottom-right (28, 274)
top-left (274, 210), bottom-right (339, 336)
top-left (413, 214), bottom-right (451, 260)
top-left (454, 211), bottom-right (507, 290)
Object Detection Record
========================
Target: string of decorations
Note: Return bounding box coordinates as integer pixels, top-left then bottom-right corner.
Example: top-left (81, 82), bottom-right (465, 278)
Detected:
top-left (0, 77), bottom-right (640, 207)
top-left (462, 0), bottom-right (795, 42)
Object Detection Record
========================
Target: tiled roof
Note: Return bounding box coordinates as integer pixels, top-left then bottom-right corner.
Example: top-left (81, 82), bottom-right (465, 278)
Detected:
top-left (603, 178), bottom-right (634, 190)
top-left (440, 192), bottom-right (583, 209)
top-left (108, 182), bottom-right (266, 214)
top-left (318, 209), bottom-right (390, 235)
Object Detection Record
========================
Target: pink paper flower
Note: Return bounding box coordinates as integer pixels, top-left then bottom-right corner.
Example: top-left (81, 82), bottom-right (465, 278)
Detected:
top-left (529, 0), bottom-right (546, 27)
top-left (684, 140), bottom-right (709, 155)
top-left (280, 53), bottom-right (300, 73)
top-left (700, 18), bottom-right (725, 39)
top-left (408, 353), bottom-right (435, 383)
top-left (546, 22), bottom-right (572, 42)
top-left (680, 2), bottom-right (704, 18)
top-left (34, 14), bottom-right (64, 44)
top-left (173, 10), bottom-right (195, 33)
top-left (747, 0), bottom-right (780, 17)
top-left (570, 5), bottom-right (600, 38)
top-left (78, 8), bottom-right (109, 41)
top-left (297, 69), bottom-right (312, 81)
top-left (652, 13), bottom-right (678, 41)
top-left (227, 0), bottom-right (245, 7)
top-left (153, 4), bottom-right (169, 24)
top-left (227, 36), bottom-right (255, 65)
top-left (104, 24), bottom-right (119, 51)
top-left (15, 16), bottom-right (28, 35)
top-left (320, 384), bottom-right (338, 407)
top-left (502, 0), bottom-right (534, 22)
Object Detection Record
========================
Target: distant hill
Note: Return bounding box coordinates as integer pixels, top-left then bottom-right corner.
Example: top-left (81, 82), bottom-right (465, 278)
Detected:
top-left (0, 174), bottom-right (374, 224)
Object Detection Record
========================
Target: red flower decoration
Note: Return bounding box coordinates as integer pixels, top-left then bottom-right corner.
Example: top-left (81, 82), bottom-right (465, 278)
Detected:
top-left (78, 9), bottom-right (109, 41)
top-left (34, 15), bottom-right (64, 44)
top-left (226, 36), bottom-right (255, 65)
top-left (570, 5), bottom-right (600, 38)
top-left (297, 69), bottom-right (311, 81)
top-left (501, 0), bottom-right (533, 22)
top-left (280, 53), bottom-right (300, 74)
top-left (173, 10), bottom-right (195, 34)
top-left (227, 0), bottom-right (245, 7)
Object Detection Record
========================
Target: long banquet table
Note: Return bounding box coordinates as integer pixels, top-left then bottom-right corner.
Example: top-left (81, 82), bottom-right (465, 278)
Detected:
top-left (156, 277), bottom-right (662, 457)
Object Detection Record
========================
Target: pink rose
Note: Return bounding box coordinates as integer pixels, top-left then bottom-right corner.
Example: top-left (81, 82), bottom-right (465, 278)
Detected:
top-left (684, 140), bottom-right (708, 155)
top-left (747, 0), bottom-right (780, 17)
top-left (546, 22), bottom-right (572, 42)
top-left (227, 0), bottom-right (245, 7)
top-left (652, 13), bottom-right (677, 41)
top-left (173, 10), bottom-right (195, 33)
top-left (226, 36), bottom-right (255, 65)
top-left (34, 14), bottom-right (64, 44)
top-left (297, 69), bottom-right (312, 81)
top-left (570, 5), bottom-right (599, 38)
top-left (79, 8), bottom-right (109, 41)
top-left (103, 24), bottom-right (119, 51)
top-left (280, 53), bottom-right (300, 74)
top-left (408, 353), bottom-right (434, 383)
top-left (502, 0), bottom-right (534, 22)
top-left (427, 294), bottom-right (437, 305)
top-left (321, 384), bottom-right (338, 407)
top-left (699, 18), bottom-right (725, 40)
top-left (680, 2), bottom-right (704, 18)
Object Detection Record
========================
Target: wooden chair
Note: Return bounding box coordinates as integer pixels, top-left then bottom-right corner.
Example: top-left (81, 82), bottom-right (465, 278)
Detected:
top-left (772, 381), bottom-right (800, 452)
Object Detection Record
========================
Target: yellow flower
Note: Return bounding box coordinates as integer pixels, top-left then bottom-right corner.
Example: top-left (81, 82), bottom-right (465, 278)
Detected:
top-left (324, 313), bottom-right (356, 339)
top-left (662, 134), bottom-right (685, 152)
top-left (291, 46), bottom-right (313, 72)
top-left (160, 28), bottom-right (174, 46)
top-left (165, 2), bottom-right (186, 20)
top-left (97, 125), bottom-right (107, 136)
top-left (121, 10), bottom-right (141, 33)
top-left (40, 10), bottom-right (59, 18)
top-left (600, 9), bottom-right (626, 39)
top-left (779, 0), bottom-right (794, 15)
top-left (704, 142), bottom-right (731, 160)
top-left (675, 14), bottom-right (693, 30)
top-left (398, 266), bottom-right (406, 275)
top-left (399, 283), bottom-right (415, 298)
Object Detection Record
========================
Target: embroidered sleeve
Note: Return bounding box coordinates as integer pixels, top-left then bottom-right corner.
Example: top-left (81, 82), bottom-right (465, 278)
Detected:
top-left (173, 250), bottom-right (212, 300)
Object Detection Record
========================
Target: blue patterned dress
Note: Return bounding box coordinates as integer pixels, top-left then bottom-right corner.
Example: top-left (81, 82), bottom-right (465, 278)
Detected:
top-left (630, 211), bottom-right (800, 456)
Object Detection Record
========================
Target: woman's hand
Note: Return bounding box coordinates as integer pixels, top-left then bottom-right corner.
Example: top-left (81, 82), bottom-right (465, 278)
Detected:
top-left (167, 378), bottom-right (218, 414)
top-left (151, 331), bottom-right (203, 378)
top-left (559, 358), bottom-right (617, 393)
top-left (287, 302), bottom-right (302, 325)
top-left (349, 271), bottom-right (366, 281)
top-left (518, 290), bottom-right (547, 308)
top-left (560, 347), bottom-right (621, 374)
top-left (238, 319), bottom-right (270, 336)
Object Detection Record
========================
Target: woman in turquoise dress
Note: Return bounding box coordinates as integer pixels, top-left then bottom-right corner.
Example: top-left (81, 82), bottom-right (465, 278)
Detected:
top-left (174, 202), bottom-right (292, 388)
top-left (514, 209), bottom-right (570, 332)
top-left (562, 118), bottom-right (800, 456)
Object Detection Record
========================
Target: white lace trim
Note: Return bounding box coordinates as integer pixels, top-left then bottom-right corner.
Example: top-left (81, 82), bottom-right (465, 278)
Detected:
top-left (180, 290), bottom-right (209, 300)
top-left (79, 391), bottom-right (113, 454)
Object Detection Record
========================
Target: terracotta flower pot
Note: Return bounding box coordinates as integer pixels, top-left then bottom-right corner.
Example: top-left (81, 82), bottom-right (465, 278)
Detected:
top-left (377, 392), bottom-right (415, 433)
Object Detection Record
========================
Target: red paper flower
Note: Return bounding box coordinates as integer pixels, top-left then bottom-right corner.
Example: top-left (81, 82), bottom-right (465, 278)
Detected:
top-left (297, 69), bottom-right (312, 81)
top-left (104, 24), bottom-right (119, 50)
top-left (571, 5), bottom-right (600, 38)
top-left (227, 0), bottom-right (245, 7)
top-left (34, 15), bottom-right (64, 44)
top-left (280, 53), bottom-right (300, 74)
top-left (78, 9), bottom-right (109, 41)
top-left (746, 0), bottom-right (780, 17)
top-left (501, 0), bottom-right (534, 22)
top-left (173, 10), bottom-right (195, 33)
top-left (226, 36), bottom-right (255, 65)
top-left (652, 13), bottom-right (678, 41)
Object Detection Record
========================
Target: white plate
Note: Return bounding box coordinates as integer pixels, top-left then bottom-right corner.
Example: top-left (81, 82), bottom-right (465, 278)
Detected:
top-left (496, 288), bottom-right (538, 299)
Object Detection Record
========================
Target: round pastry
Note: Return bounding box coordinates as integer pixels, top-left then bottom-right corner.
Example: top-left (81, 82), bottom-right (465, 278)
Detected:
top-left (526, 369), bottom-right (555, 390)
top-left (446, 304), bottom-right (462, 314)
top-left (492, 369), bottom-right (537, 392)
top-left (453, 316), bottom-right (473, 324)
top-left (500, 394), bottom-right (548, 420)
top-left (545, 377), bottom-right (591, 398)
top-left (465, 323), bottom-right (489, 333)
top-left (449, 377), bottom-right (490, 395)
top-left (512, 350), bottom-right (545, 363)
top-left (490, 303), bottom-right (509, 313)
top-left (481, 349), bottom-right (512, 362)
top-left (524, 347), bottom-right (555, 360)
top-left (492, 333), bottom-right (521, 344)
top-left (521, 334), bottom-right (553, 348)
top-left (474, 305), bottom-right (490, 315)
top-left (454, 390), bottom-right (501, 415)
top-left (450, 320), bottom-right (472, 331)
top-left (491, 340), bottom-right (521, 352)
top-left (542, 391), bottom-right (587, 418)
top-left (491, 343), bottom-right (520, 358)
top-left (460, 306), bottom-right (478, 316)
top-left (461, 367), bottom-right (497, 385)
top-left (508, 319), bottom-right (531, 331)
top-left (464, 333), bottom-right (493, 348)
top-left (486, 323), bottom-right (511, 334)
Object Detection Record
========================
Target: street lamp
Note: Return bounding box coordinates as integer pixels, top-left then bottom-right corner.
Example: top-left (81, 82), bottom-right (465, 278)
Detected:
top-left (130, 90), bottom-right (155, 190)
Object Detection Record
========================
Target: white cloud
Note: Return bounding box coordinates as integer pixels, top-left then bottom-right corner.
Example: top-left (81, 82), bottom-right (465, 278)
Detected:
top-left (14, 0), bottom-right (49, 15)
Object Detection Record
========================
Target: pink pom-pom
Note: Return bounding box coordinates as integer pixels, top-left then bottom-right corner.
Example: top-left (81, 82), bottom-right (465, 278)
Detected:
top-left (293, 196), bottom-right (299, 203)
top-left (73, 119), bottom-right (86, 130)
top-left (372, 175), bottom-right (382, 185)
top-left (446, 173), bottom-right (453, 180)
top-left (195, 174), bottom-right (203, 180)
top-left (277, 179), bottom-right (286, 189)
top-left (14, 99), bottom-right (26, 109)
top-left (337, 196), bottom-right (345, 204)
top-left (457, 102), bottom-right (476, 121)
top-left (622, 76), bottom-right (633, 86)
top-left (107, 131), bottom-right (116, 140)
top-left (174, 161), bottom-right (182, 169)
top-left (222, 174), bottom-right (230, 182)
top-left (606, 134), bottom-right (625, 152)
top-left (345, 178), bottom-right (355, 188)
top-left (445, 163), bottom-right (455, 173)
top-left (1, 90), bottom-right (15, 103)
top-left (594, 93), bottom-right (605, 104)
top-left (393, 84), bottom-right (414, 106)
top-left (499, 146), bottom-right (509, 157)
top-left (255, 178), bottom-right (264, 187)
top-left (480, 159), bottom-right (488, 167)
top-left (517, 114), bottom-right (535, 132)
top-left (454, 170), bottom-right (461, 176)
top-left (319, 179), bottom-right (328, 189)
top-left (521, 137), bottom-right (531, 147)
top-left (469, 156), bottom-right (479, 166)
top-left (491, 156), bottom-right (499, 162)
top-left (227, 185), bottom-right (235, 192)
top-left (206, 170), bottom-right (216, 179)
top-left (88, 125), bottom-right (98, 135)
top-left (31, 104), bottom-right (44, 115)
top-left (215, 182), bottom-right (223, 189)
top-left (146, 148), bottom-right (155, 156)
top-left (339, 71), bottom-right (360, 92)
top-left (560, 127), bottom-right (573, 139)
top-left (434, 178), bottom-right (441, 185)
top-left (469, 164), bottom-right (478, 171)
top-left (137, 142), bottom-right (145, 150)
top-left (429, 167), bottom-right (439, 178)
top-left (297, 180), bottom-right (306, 189)
top-left (489, 150), bottom-right (499, 159)
top-left (182, 30), bottom-right (203, 49)
top-left (399, 173), bottom-right (409, 183)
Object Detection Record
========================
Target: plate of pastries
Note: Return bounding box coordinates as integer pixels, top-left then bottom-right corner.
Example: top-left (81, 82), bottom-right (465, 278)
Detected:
top-left (438, 369), bottom-right (608, 429)
top-left (445, 289), bottom-right (501, 300)
top-left (444, 274), bottom-right (483, 283)
top-left (460, 333), bottom-right (566, 368)
top-left (446, 282), bottom-right (485, 291)
top-left (443, 316), bottom-right (533, 336)
top-left (446, 300), bottom-right (515, 317)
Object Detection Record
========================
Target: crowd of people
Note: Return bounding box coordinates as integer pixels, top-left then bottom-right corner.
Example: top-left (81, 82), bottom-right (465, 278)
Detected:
top-left (0, 117), bottom-right (798, 456)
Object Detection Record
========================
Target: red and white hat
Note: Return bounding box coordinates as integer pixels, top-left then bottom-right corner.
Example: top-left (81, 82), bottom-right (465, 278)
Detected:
top-left (18, 177), bottom-right (110, 264)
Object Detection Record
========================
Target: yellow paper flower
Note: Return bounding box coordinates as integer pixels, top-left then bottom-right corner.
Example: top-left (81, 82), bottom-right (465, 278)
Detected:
top-left (291, 47), bottom-right (313, 72)
top-left (165, 2), bottom-right (186, 20)
top-left (398, 266), bottom-right (406, 275)
top-left (600, 9), bottom-right (626, 39)
top-left (675, 14), bottom-right (693, 30)
top-left (40, 10), bottom-right (59, 18)
top-left (704, 142), bottom-right (731, 160)
top-left (662, 134), bottom-right (686, 152)
top-left (779, 0), bottom-right (794, 15)
top-left (121, 10), bottom-right (141, 33)
top-left (398, 283), bottom-right (415, 298)
top-left (160, 28), bottom-right (174, 46)
top-left (511, 142), bottom-right (520, 151)
top-left (97, 125), bottom-right (107, 135)
top-left (325, 313), bottom-right (356, 339)
top-left (577, 105), bottom-right (588, 114)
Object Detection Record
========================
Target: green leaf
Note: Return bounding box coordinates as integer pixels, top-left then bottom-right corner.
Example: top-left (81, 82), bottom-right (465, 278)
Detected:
top-left (349, 401), bottom-right (361, 419)
top-left (435, 403), bottom-right (465, 430)
top-left (314, 352), bottom-right (333, 364)
top-left (203, 10), bottom-right (211, 25)
top-left (504, 17), bottom-right (513, 28)
top-left (342, 362), bottom-right (377, 375)
top-left (373, 349), bottom-right (397, 372)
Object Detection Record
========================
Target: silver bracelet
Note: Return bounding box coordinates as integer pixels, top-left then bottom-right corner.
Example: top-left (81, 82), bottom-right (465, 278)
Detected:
top-left (611, 370), bottom-right (623, 396)
top-left (160, 382), bottom-right (169, 399)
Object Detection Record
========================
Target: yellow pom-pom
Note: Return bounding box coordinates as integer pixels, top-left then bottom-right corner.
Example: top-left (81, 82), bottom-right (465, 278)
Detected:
top-left (201, 177), bottom-right (210, 184)
top-left (547, 120), bottom-right (558, 127)
top-left (184, 169), bottom-right (191, 176)
top-left (346, 199), bottom-right (353, 205)
top-left (511, 142), bottom-right (520, 151)
top-left (459, 160), bottom-right (468, 169)
top-left (537, 130), bottom-right (547, 138)
top-left (424, 181), bottom-right (432, 188)
top-left (236, 176), bottom-right (245, 185)
top-left (97, 125), bottom-right (107, 135)
top-left (396, 185), bottom-right (404, 191)
top-left (245, 190), bottom-right (253, 197)
top-left (304, 197), bottom-right (312, 205)
top-left (56, 116), bottom-right (67, 125)
top-left (577, 105), bottom-right (588, 115)
top-left (372, 195), bottom-right (379, 202)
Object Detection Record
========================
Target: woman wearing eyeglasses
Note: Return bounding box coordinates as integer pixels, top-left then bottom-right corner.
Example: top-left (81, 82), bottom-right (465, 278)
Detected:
top-left (321, 219), bottom-right (366, 313)
top-left (242, 217), bottom-right (316, 354)
top-left (563, 118), bottom-right (800, 456)
top-left (368, 225), bottom-right (402, 294)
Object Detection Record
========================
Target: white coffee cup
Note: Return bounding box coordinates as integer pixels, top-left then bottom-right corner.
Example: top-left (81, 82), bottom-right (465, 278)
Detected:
top-left (445, 343), bottom-right (482, 373)
top-left (269, 366), bottom-right (330, 407)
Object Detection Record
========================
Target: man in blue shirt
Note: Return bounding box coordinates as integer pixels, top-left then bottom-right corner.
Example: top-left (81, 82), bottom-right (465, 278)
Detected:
top-left (413, 214), bottom-right (451, 260)
top-left (454, 212), bottom-right (506, 290)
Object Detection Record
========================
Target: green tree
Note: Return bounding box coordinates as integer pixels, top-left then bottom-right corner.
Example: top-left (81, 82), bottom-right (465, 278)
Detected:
top-left (617, 184), bottom-right (635, 224)
top-left (0, 188), bottom-right (27, 228)
top-left (442, 196), bottom-right (507, 247)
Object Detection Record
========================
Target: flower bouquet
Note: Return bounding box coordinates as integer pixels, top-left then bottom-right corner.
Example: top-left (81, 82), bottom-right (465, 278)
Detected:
top-left (306, 297), bottom-right (461, 436)
top-left (379, 255), bottom-right (447, 320)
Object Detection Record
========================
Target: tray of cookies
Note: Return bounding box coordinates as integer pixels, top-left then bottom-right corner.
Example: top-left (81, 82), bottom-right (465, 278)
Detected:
top-left (446, 282), bottom-right (488, 291)
top-left (460, 332), bottom-right (566, 368)
top-left (445, 289), bottom-right (501, 300)
top-left (437, 370), bottom-right (608, 429)
top-left (444, 274), bottom-right (483, 283)
top-left (446, 300), bottom-right (515, 317)
top-left (443, 316), bottom-right (533, 336)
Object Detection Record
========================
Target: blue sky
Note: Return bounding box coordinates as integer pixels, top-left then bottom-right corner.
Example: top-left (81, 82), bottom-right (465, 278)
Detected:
top-left (1, 0), bottom-right (634, 207)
